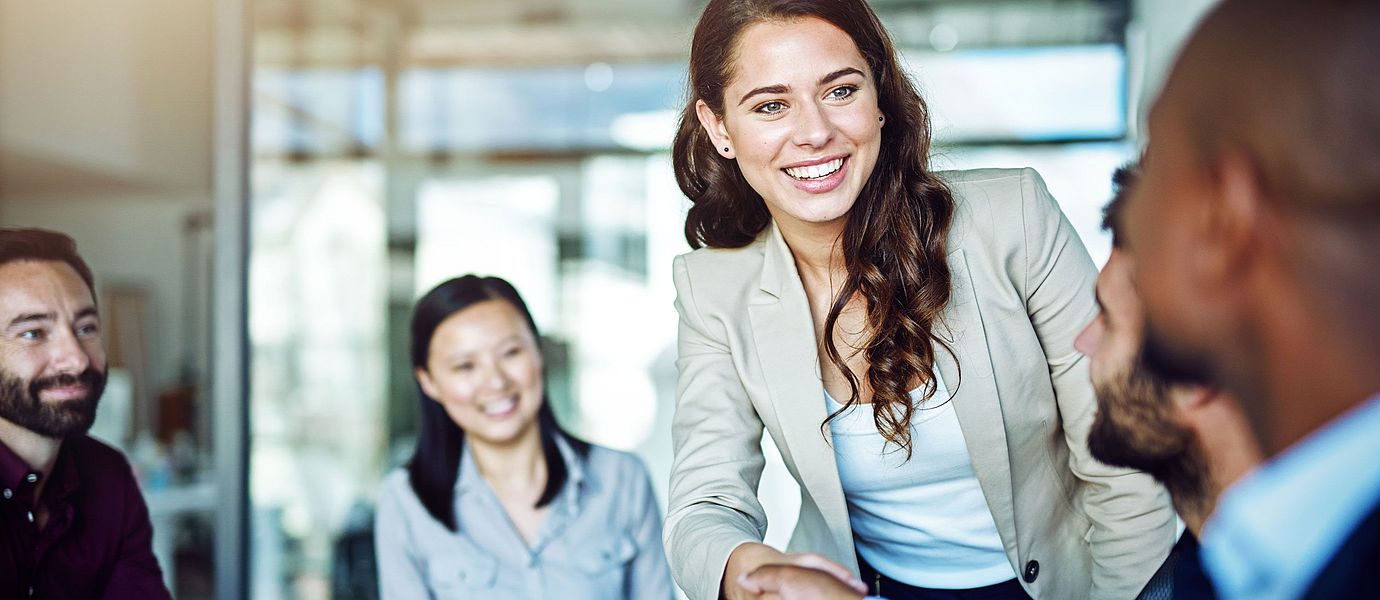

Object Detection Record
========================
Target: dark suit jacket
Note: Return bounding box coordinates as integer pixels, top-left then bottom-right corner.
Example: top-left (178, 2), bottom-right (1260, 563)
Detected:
top-left (1172, 533), bottom-right (1215, 600)
top-left (1136, 532), bottom-right (1216, 600)
top-left (1303, 496), bottom-right (1380, 599)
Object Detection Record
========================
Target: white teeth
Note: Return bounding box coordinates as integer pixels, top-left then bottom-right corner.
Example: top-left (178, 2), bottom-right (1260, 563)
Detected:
top-left (482, 397), bottom-right (517, 415)
top-left (784, 158), bottom-right (843, 180)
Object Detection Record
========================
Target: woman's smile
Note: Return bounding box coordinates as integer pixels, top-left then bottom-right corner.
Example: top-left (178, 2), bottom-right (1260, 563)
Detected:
top-left (479, 395), bottom-right (519, 418)
top-left (418, 298), bottom-right (545, 448)
top-left (783, 155), bottom-right (849, 193)
top-left (697, 16), bottom-right (883, 234)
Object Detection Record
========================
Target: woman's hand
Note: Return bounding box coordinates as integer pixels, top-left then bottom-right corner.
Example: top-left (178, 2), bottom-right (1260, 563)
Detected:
top-left (739, 564), bottom-right (868, 600)
top-left (722, 543), bottom-right (867, 600)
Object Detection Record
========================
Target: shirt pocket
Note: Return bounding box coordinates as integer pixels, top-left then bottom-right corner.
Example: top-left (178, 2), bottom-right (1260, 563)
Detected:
top-left (425, 552), bottom-right (498, 596)
top-left (574, 534), bottom-right (637, 573)
top-left (563, 534), bottom-right (638, 597)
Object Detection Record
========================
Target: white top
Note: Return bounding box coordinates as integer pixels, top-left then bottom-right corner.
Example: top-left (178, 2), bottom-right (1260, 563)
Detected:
top-left (826, 370), bottom-right (1015, 589)
top-left (1200, 393), bottom-right (1380, 600)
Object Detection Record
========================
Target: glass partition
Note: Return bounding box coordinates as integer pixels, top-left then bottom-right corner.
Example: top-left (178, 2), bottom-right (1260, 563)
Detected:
top-left (246, 5), bottom-right (1138, 598)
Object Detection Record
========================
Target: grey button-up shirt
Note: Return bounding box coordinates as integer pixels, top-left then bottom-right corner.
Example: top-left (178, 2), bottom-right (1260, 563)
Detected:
top-left (375, 439), bottom-right (673, 599)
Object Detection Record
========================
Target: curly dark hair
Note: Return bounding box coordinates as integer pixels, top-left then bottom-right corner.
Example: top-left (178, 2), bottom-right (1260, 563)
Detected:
top-left (673, 0), bottom-right (957, 455)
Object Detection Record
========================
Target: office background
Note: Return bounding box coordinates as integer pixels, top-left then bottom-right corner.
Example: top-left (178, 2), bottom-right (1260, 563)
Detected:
top-left (0, 0), bottom-right (1219, 597)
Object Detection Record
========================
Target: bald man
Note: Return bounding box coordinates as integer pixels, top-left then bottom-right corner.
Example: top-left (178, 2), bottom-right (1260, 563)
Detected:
top-left (1122, 1), bottom-right (1380, 598)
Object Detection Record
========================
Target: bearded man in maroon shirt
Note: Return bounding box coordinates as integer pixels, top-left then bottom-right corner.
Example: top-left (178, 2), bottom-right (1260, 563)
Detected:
top-left (0, 228), bottom-right (171, 599)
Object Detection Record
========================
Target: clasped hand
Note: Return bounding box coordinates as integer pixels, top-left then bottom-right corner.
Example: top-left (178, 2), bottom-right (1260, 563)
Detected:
top-left (724, 543), bottom-right (869, 600)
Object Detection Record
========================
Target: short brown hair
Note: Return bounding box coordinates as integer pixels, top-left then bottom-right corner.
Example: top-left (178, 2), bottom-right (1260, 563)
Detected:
top-left (0, 228), bottom-right (96, 294)
top-left (1103, 162), bottom-right (1139, 248)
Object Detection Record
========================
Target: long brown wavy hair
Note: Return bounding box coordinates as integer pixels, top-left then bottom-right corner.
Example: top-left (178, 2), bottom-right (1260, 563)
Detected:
top-left (673, 0), bottom-right (958, 456)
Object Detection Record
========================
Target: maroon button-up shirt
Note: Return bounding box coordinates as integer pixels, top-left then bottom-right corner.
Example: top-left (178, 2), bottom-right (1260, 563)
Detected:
top-left (0, 435), bottom-right (172, 599)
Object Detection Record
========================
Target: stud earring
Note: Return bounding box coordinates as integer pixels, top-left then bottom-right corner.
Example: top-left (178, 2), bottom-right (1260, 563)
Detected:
top-left (723, 147), bottom-right (730, 152)
top-left (878, 116), bottom-right (885, 122)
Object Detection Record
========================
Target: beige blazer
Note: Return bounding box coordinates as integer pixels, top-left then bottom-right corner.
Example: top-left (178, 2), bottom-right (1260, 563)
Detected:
top-left (663, 168), bottom-right (1175, 600)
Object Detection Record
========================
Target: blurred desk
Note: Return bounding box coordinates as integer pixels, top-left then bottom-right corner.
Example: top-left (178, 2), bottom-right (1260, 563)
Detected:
top-left (144, 480), bottom-right (219, 593)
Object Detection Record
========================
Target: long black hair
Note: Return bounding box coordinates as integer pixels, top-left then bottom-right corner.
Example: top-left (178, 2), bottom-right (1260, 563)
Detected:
top-left (406, 275), bottom-right (589, 531)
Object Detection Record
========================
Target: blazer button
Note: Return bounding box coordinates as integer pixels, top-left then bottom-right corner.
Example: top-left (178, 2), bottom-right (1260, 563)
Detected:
top-left (1023, 560), bottom-right (1039, 583)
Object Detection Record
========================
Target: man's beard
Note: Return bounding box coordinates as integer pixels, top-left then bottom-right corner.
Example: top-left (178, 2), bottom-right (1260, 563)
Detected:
top-left (1142, 319), bottom-right (1215, 387)
top-left (0, 367), bottom-right (106, 439)
top-left (1088, 351), bottom-right (1209, 504)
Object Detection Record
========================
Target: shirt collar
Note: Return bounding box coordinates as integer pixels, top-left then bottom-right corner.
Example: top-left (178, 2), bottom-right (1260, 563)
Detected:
top-left (0, 436), bottom-right (81, 503)
top-left (455, 435), bottom-right (588, 516)
top-left (559, 437), bottom-right (587, 515)
top-left (0, 437), bottom-right (33, 496)
top-left (1200, 393), bottom-right (1380, 599)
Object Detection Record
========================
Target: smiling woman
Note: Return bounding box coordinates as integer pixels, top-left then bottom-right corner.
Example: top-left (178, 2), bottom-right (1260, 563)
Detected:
top-left (692, 18), bottom-right (882, 232)
top-left (373, 275), bottom-right (673, 599)
top-left (663, 1), bottom-right (1176, 599)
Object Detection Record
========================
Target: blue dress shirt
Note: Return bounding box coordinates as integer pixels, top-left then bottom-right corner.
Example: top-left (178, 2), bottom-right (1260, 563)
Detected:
top-left (1199, 394), bottom-right (1380, 600)
top-left (375, 438), bottom-right (673, 599)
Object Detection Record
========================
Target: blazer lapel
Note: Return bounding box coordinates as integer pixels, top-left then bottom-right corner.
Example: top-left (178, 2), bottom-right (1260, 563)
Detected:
top-left (747, 224), bottom-right (853, 554)
top-left (936, 249), bottom-right (1017, 552)
top-left (743, 227), bottom-right (1016, 560)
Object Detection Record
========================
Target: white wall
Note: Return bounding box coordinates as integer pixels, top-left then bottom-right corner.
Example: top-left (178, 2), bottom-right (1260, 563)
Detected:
top-left (0, 0), bottom-right (213, 192)
top-left (1, 192), bottom-right (212, 434)
top-left (0, 0), bottom-right (215, 440)
top-left (1129, 0), bottom-right (1222, 140)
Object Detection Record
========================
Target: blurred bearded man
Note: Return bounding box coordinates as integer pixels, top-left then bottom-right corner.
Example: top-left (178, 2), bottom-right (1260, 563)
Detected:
top-left (0, 228), bottom-right (171, 599)
top-left (1076, 164), bottom-right (1263, 599)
